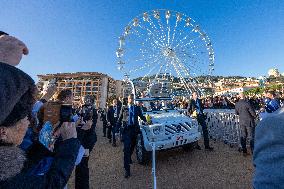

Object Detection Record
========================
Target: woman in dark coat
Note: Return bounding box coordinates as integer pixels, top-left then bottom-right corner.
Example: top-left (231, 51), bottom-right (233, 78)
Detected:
top-left (0, 62), bottom-right (80, 189)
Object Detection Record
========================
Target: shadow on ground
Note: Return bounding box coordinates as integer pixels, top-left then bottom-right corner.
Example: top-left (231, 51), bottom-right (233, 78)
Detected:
top-left (68, 120), bottom-right (253, 189)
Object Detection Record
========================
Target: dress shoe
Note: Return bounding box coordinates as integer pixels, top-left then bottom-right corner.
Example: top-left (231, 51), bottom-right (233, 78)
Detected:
top-left (109, 139), bottom-right (112, 143)
top-left (205, 146), bottom-right (214, 151)
top-left (243, 152), bottom-right (248, 157)
top-left (124, 171), bottom-right (130, 178)
top-left (195, 145), bottom-right (202, 150)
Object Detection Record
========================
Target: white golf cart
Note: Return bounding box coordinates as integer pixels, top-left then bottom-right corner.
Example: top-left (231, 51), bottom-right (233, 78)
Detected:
top-left (135, 97), bottom-right (201, 164)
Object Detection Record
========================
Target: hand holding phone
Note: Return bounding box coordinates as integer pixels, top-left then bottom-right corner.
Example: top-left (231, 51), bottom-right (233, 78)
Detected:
top-left (57, 122), bottom-right (77, 141)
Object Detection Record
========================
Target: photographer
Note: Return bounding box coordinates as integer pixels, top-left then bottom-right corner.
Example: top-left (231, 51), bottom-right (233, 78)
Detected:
top-left (264, 90), bottom-right (280, 113)
top-left (0, 33), bottom-right (80, 189)
top-left (75, 95), bottom-right (97, 189)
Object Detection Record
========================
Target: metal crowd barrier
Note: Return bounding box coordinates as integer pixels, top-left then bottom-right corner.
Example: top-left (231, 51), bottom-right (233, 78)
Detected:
top-left (203, 109), bottom-right (241, 148)
top-left (178, 108), bottom-right (257, 148)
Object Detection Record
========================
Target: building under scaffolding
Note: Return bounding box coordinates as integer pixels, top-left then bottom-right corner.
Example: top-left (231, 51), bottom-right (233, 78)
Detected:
top-left (37, 72), bottom-right (123, 108)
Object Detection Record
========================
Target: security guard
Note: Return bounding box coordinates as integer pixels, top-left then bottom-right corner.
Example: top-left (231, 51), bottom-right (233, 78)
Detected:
top-left (107, 99), bottom-right (121, 147)
top-left (188, 91), bottom-right (213, 151)
top-left (117, 94), bottom-right (146, 178)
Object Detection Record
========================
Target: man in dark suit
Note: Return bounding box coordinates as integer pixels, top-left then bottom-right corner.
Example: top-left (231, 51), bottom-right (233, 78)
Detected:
top-left (117, 94), bottom-right (146, 178)
top-left (107, 99), bottom-right (121, 147)
top-left (235, 93), bottom-right (256, 156)
top-left (188, 91), bottom-right (213, 150)
top-left (75, 95), bottom-right (97, 189)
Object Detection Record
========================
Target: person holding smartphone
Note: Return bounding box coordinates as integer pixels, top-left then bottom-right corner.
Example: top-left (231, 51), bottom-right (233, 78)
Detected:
top-left (75, 95), bottom-right (97, 189)
top-left (0, 32), bottom-right (80, 189)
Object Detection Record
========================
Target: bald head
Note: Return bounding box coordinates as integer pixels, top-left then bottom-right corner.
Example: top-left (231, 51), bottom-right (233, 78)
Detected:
top-left (0, 34), bottom-right (29, 66)
top-left (238, 92), bottom-right (245, 99)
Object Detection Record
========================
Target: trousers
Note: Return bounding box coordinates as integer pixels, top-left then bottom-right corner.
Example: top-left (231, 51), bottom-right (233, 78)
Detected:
top-left (240, 124), bottom-right (255, 153)
top-left (122, 126), bottom-right (138, 173)
top-left (102, 121), bottom-right (107, 136)
top-left (107, 124), bottom-right (112, 140)
top-left (75, 156), bottom-right (89, 189)
top-left (111, 124), bottom-right (117, 144)
top-left (197, 114), bottom-right (210, 147)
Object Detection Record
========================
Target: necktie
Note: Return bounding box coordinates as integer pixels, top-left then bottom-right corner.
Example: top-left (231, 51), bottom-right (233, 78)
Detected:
top-left (196, 100), bottom-right (201, 114)
top-left (129, 105), bottom-right (134, 125)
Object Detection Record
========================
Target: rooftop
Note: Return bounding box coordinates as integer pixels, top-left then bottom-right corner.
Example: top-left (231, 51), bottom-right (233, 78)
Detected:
top-left (37, 72), bottom-right (112, 79)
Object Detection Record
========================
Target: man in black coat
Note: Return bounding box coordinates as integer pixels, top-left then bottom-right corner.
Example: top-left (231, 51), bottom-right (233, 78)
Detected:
top-left (107, 99), bottom-right (121, 147)
top-left (188, 92), bottom-right (213, 150)
top-left (75, 95), bottom-right (97, 189)
top-left (100, 108), bottom-right (108, 137)
top-left (117, 94), bottom-right (146, 178)
top-left (235, 93), bottom-right (256, 156)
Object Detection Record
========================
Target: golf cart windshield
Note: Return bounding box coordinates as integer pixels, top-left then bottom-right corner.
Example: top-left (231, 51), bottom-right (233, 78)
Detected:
top-left (135, 97), bottom-right (175, 112)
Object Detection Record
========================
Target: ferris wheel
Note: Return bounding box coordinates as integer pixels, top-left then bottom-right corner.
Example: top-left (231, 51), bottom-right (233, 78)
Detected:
top-left (116, 9), bottom-right (214, 97)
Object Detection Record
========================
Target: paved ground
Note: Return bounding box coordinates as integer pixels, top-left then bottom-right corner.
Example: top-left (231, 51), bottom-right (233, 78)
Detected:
top-left (68, 120), bottom-right (253, 189)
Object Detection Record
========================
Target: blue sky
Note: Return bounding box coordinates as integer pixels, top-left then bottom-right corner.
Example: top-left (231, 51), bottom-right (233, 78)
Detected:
top-left (1, 0), bottom-right (283, 81)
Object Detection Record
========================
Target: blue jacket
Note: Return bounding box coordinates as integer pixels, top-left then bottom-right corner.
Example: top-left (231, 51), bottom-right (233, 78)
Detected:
top-left (265, 98), bottom-right (280, 113)
top-left (253, 107), bottom-right (284, 188)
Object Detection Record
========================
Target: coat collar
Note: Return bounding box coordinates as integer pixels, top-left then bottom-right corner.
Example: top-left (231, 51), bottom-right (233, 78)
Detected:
top-left (0, 146), bottom-right (26, 181)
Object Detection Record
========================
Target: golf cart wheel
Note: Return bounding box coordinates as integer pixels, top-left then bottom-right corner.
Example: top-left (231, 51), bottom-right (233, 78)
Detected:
top-left (136, 133), bottom-right (151, 165)
top-left (182, 141), bottom-right (197, 151)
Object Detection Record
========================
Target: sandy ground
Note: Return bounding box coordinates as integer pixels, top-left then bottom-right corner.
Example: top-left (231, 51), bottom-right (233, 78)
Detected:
top-left (68, 120), bottom-right (253, 189)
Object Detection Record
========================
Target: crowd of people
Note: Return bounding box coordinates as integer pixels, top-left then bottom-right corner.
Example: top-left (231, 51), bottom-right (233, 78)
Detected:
top-left (171, 92), bottom-right (284, 111)
top-left (0, 31), bottom-right (284, 189)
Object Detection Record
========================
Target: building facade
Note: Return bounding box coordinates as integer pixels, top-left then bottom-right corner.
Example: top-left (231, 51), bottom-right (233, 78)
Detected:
top-left (37, 72), bottom-right (122, 108)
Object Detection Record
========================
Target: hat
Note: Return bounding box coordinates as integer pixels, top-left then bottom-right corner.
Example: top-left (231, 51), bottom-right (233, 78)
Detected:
top-left (0, 62), bottom-right (35, 127)
top-left (0, 31), bottom-right (9, 36)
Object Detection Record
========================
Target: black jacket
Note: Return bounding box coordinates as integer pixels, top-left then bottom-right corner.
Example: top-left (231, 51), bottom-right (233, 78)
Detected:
top-left (235, 99), bottom-right (256, 127)
top-left (77, 105), bottom-right (97, 151)
top-left (0, 138), bottom-right (80, 189)
top-left (100, 110), bottom-right (107, 123)
top-left (118, 104), bottom-right (146, 126)
top-left (188, 98), bottom-right (204, 116)
top-left (107, 105), bottom-right (121, 125)
top-left (92, 107), bottom-right (98, 127)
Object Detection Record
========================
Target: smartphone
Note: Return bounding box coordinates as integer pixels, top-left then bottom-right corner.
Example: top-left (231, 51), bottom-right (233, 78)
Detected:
top-left (39, 121), bottom-right (54, 151)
